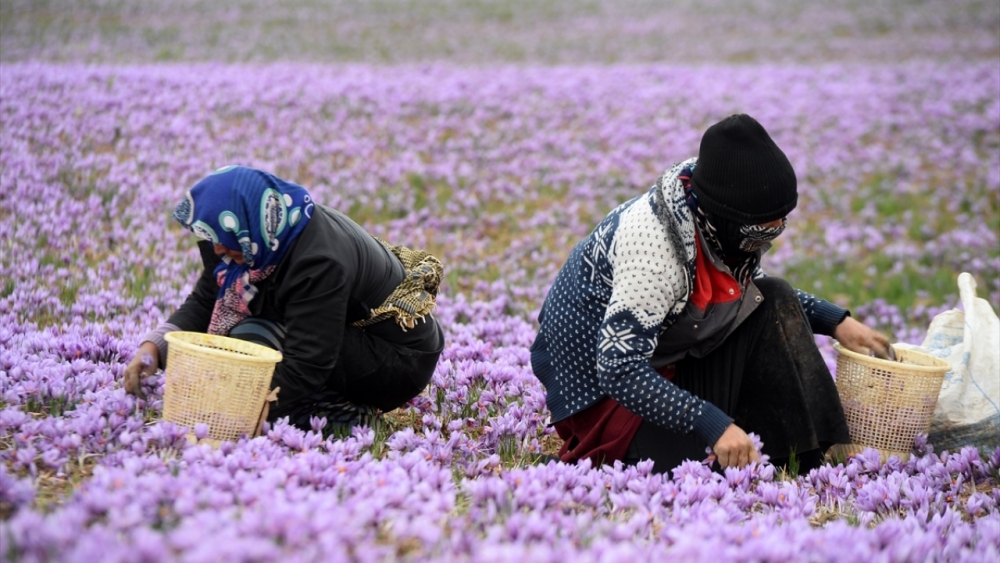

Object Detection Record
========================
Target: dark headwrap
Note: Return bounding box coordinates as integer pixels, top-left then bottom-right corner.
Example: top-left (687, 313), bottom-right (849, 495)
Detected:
top-left (689, 114), bottom-right (797, 224)
top-left (683, 114), bottom-right (794, 282)
top-left (681, 166), bottom-right (785, 284)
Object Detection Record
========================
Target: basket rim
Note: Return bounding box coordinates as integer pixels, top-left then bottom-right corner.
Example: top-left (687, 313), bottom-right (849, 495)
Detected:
top-left (833, 341), bottom-right (950, 374)
top-left (165, 331), bottom-right (283, 364)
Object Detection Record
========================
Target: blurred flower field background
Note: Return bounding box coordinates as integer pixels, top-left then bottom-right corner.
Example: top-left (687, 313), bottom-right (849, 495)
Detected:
top-left (1, 0), bottom-right (999, 561)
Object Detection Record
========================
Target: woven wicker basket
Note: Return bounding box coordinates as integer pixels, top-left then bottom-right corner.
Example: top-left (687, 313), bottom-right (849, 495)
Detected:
top-left (163, 332), bottom-right (282, 443)
top-left (831, 342), bottom-right (950, 461)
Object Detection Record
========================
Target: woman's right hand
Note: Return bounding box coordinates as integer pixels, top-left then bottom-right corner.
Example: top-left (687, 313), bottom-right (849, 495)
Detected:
top-left (712, 423), bottom-right (760, 468)
top-left (123, 341), bottom-right (160, 400)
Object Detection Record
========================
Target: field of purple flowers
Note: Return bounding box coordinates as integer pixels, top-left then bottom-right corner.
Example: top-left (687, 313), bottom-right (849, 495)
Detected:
top-left (2, 1), bottom-right (1000, 561)
top-left (2, 0), bottom-right (999, 64)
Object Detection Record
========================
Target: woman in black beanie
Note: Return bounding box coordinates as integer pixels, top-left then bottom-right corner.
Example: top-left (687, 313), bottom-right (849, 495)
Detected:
top-left (530, 114), bottom-right (890, 474)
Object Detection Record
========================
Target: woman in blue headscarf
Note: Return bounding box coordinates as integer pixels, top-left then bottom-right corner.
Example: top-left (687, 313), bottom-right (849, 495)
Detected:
top-left (123, 166), bottom-right (445, 432)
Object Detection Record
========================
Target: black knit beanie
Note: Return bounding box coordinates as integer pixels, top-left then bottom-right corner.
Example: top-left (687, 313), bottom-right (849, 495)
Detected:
top-left (690, 114), bottom-right (797, 224)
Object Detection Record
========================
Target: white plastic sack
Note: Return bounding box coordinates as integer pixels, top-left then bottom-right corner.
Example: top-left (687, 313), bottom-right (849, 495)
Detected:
top-left (899, 273), bottom-right (1000, 452)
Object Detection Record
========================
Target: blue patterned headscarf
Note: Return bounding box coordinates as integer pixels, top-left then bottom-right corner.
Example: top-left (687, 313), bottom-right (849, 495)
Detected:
top-left (173, 166), bottom-right (313, 333)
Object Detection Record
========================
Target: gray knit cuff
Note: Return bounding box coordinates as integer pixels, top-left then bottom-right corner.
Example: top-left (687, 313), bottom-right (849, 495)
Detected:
top-left (142, 323), bottom-right (180, 369)
top-left (690, 401), bottom-right (734, 448)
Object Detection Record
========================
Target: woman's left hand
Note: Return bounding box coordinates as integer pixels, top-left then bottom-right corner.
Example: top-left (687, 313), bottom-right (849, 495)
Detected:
top-left (834, 316), bottom-right (892, 359)
top-left (123, 341), bottom-right (159, 399)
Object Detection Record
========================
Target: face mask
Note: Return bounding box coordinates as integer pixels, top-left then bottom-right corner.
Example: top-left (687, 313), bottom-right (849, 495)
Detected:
top-left (712, 216), bottom-right (786, 256)
top-left (737, 219), bottom-right (786, 252)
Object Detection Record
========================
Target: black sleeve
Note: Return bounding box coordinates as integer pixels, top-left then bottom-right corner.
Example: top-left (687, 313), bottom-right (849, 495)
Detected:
top-left (166, 241), bottom-right (220, 332)
top-left (795, 289), bottom-right (851, 337)
top-left (267, 254), bottom-right (351, 421)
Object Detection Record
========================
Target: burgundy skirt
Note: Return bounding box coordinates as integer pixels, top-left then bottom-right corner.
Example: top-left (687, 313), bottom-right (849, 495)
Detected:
top-left (555, 366), bottom-right (675, 466)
